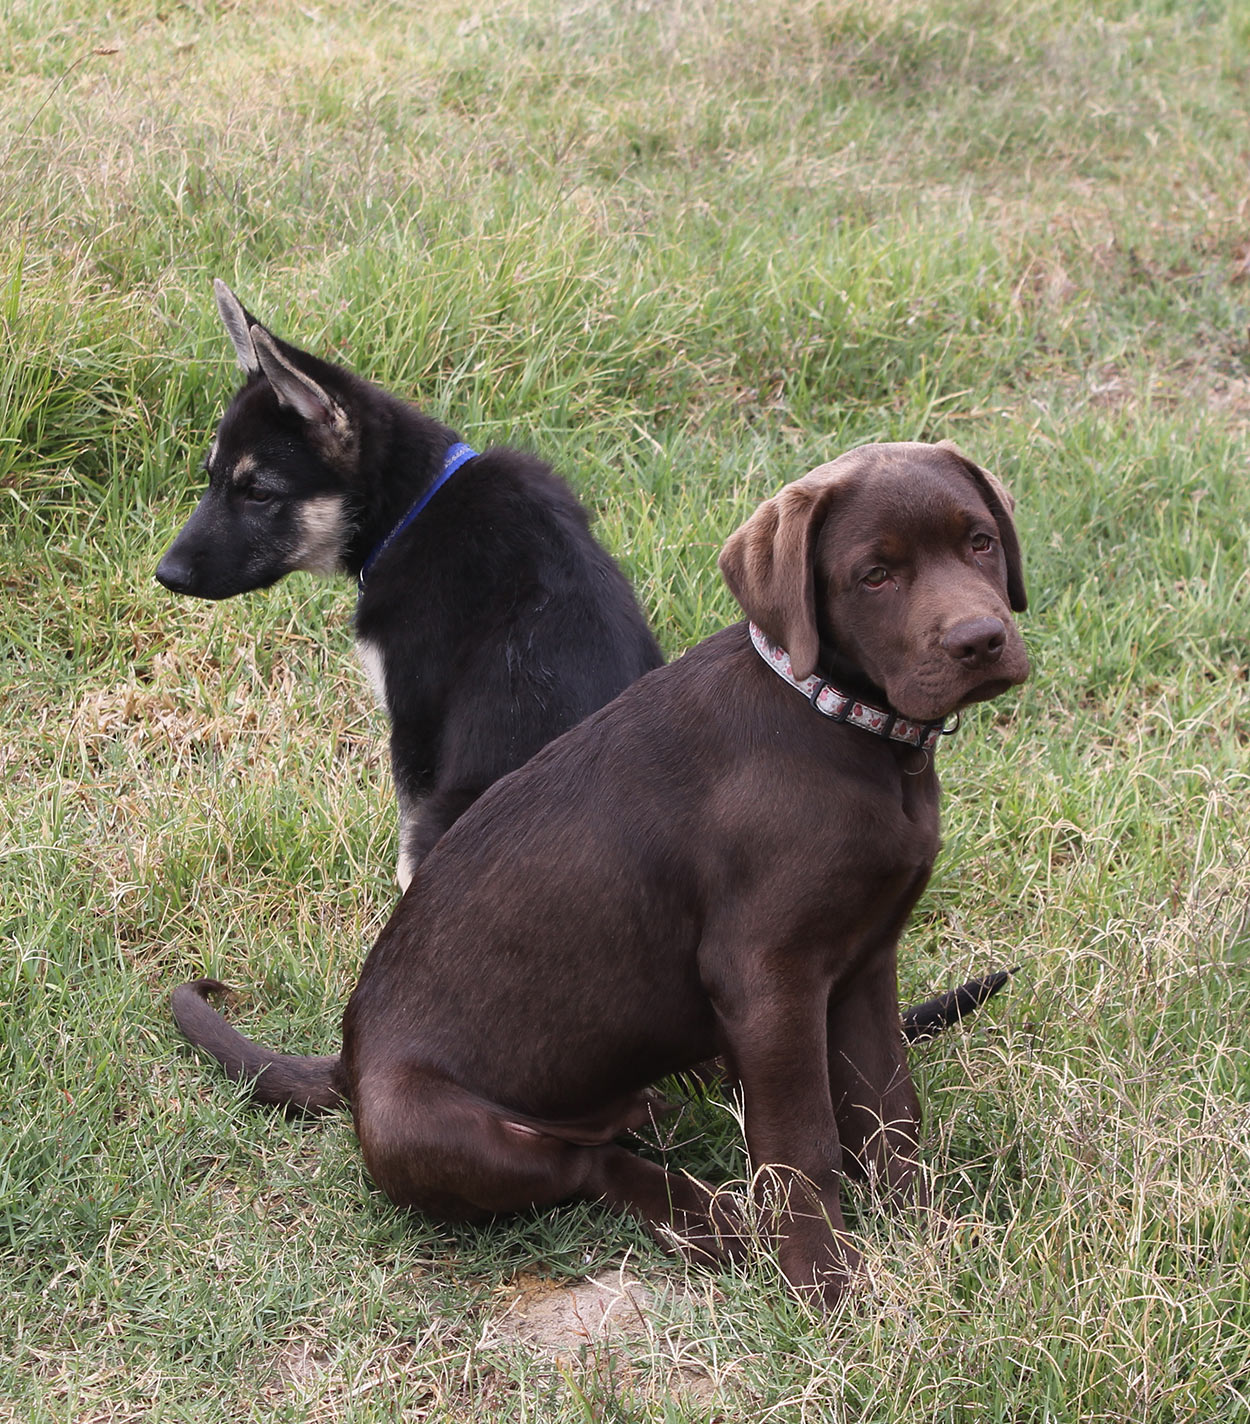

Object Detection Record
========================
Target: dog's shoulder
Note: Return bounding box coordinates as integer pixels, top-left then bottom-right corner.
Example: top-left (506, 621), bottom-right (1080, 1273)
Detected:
top-left (456, 446), bottom-right (595, 535)
top-left (439, 446), bottom-right (660, 654)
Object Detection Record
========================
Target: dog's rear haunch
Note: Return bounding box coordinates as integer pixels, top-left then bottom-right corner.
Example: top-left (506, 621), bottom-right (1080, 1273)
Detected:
top-left (173, 440), bottom-right (1028, 1307)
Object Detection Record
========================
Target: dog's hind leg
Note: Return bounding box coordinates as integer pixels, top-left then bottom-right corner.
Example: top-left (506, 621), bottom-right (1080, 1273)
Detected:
top-left (351, 1067), bottom-right (745, 1264)
top-left (580, 1146), bottom-right (748, 1267)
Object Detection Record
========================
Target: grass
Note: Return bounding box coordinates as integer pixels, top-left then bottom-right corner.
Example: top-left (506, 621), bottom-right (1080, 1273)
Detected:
top-left (2, 0), bottom-right (1249, 1418)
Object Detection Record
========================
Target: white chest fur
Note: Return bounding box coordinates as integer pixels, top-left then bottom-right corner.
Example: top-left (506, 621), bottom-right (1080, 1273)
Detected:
top-left (356, 637), bottom-right (389, 714)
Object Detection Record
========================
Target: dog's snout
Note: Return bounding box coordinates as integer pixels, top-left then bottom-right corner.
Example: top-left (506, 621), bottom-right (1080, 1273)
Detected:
top-left (941, 616), bottom-right (1006, 669)
top-left (155, 550), bottom-right (194, 595)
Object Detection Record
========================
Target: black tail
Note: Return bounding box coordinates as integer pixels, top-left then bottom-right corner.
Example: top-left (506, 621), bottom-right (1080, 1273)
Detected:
top-left (902, 969), bottom-right (1015, 1043)
top-left (171, 978), bottom-right (344, 1114)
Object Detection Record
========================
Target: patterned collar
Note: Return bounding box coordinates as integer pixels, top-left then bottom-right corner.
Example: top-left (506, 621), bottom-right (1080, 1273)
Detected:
top-left (748, 621), bottom-right (953, 750)
top-left (358, 441), bottom-right (478, 588)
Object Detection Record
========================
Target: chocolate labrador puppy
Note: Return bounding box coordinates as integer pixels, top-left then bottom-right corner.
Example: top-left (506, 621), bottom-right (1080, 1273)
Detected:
top-left (173, 439), bottom-right (1028, 1305)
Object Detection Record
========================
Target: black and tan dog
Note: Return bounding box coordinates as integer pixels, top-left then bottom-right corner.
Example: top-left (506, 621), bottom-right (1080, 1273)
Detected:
top-left (173, 440), bottom-right (1028, 1306)
top-left (157, 282), bottom-right (663, 887)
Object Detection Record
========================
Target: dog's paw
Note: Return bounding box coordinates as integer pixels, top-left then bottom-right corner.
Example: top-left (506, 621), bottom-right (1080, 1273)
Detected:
top-left (779, 1232), bottom-right (864, 1310)
top-left (655, 1190), bottom-right (751, 1268)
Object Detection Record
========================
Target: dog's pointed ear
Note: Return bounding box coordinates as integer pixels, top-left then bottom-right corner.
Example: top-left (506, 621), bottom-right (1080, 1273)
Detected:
top-left (719, 467), bottom-right (847, 680)
top-left (214, 279), bottom-right (261, 375)
top-left (936, 440), bottom-right (1027, 612)
top-left (250, 326), bottom-right (348, 431)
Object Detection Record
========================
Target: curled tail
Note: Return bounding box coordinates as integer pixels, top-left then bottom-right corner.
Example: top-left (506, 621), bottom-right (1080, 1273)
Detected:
top-left (902, 968), bottom-right (1015, 1043)
top-left (171, 978), bottom-right (345, 1114)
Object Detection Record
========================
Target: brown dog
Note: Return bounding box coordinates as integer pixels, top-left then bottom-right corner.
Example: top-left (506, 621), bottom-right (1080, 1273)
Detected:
top-left (173, 440), bottom-right (1028, 1305)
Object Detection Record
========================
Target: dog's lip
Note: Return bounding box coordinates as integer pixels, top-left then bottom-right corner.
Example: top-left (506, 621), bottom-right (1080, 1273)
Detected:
top-left (894, 673), bottom-right (1026, 724)
top-left (958, 676), bottom-right (1018, 706)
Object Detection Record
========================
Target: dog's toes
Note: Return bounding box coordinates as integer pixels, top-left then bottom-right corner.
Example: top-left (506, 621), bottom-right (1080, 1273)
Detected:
top-left (779, 1232), bottom-right (864, 1310)
top-left (662, 1222), bottom-right (746, 1268)
top-left (652, 1190), bottom-right (751, 1268)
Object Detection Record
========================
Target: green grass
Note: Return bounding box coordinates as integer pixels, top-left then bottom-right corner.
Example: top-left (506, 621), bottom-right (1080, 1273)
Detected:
top-left (3, 0), bottom-right (1249, 1418)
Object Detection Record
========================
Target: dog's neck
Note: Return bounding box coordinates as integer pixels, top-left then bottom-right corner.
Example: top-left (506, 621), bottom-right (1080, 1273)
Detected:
top-left (749, 623), bottom-right (950, 751)
top-left (356, 441), bottom-right (479, 589)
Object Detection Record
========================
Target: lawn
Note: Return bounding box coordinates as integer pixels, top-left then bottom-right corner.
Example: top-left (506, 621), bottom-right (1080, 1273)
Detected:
top-left (2, 0), bottom-right (1248, 1419)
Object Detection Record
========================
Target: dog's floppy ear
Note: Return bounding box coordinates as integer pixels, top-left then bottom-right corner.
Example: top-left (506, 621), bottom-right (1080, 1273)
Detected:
top-left (250, 326), bottom-right (352, 441)
top-left (719, 465), bottom-right (848, 680)
top-left (935, 440), bottom-right (1027, 612)
top-left (213, 279), bottom-right (261, 375)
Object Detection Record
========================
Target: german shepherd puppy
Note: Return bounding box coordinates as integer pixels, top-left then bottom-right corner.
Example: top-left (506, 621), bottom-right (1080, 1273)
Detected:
top-left (157, 283), bottom-right (663, 887)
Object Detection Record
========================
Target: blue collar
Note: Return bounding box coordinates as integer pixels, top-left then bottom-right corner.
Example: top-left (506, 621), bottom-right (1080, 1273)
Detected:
top-left (358, 441), bottom-right (478, 588)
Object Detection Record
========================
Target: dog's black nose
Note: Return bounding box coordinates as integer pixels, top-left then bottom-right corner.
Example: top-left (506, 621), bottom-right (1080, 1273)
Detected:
top-left (155, 552), bottom-right (193, 594)
top-left (941, 617), bottom-right (1006, 668)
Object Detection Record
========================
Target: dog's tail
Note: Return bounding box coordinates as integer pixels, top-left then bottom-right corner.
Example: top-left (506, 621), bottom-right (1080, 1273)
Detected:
top-left (171, 979), bottom-right (345, 1114)
top-left (901, 968), bottom-right (1015, 1043)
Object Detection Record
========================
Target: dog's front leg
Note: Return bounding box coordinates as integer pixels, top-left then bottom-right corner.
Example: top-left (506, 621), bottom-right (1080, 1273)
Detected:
top-left (714, 976), bottom-right (860, 1306)
top-left (392, 769), bottom-right (485, 890)
top-left (826, 947), bottom-right (923, 1203)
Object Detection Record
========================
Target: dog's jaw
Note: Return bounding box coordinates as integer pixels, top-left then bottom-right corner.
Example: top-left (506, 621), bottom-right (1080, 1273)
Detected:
top-left (953, 673), bottom-right (1022, 710)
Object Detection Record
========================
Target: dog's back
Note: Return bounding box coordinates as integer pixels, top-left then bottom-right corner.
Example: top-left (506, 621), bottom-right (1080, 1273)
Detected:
top-left (355, 440), bottom-right (663, 878)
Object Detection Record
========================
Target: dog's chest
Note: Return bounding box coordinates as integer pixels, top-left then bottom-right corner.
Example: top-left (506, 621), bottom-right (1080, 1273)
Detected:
top-left (830, 760), bottom-right (943, 882)
top-left (892, 768), bottom-right (942, 862)
top-left (356, 637), bottom-right (389, 714)
top-left (898, 759), bottom-right (942, 834)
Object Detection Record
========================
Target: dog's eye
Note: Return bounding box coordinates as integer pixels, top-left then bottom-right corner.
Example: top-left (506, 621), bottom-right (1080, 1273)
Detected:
top-left (862, 566), bottom-right (890, 588)
top-left (244, 487), bottom-right (273, 505)
top-left (971, 532), bottom-right (994, 553)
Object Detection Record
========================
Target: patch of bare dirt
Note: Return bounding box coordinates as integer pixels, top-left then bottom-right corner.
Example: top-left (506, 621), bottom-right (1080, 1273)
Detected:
top-left (486, 1267), bottom-right (721, 1409)
top-left (270, 1339), bottom-right (336, 1392)
top-left (490, 1268), bottom-right (654, 1356)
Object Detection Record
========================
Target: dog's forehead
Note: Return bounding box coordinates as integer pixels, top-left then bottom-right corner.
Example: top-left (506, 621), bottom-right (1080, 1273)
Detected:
top-left (207, 379), bottom-right (286, 467)
top-left (217, 375), bottom-right (279, 436)
top-left (808, 446), bottom-right (1001, 566)
top-left (794, 441), bottom-right (979, 496)
top-left (811, 444), bottom-right (1005, 520)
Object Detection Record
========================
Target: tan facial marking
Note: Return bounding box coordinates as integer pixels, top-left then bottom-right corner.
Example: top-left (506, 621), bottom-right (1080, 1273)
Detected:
top-left (294, 494), bottom-right (347, 575)
top-left (229, 454), bottom-right (258, 487)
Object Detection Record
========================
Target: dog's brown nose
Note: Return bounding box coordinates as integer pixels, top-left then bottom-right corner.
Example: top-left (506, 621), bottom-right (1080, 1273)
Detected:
top-left (941, 617), bottom-right (1006, 668)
